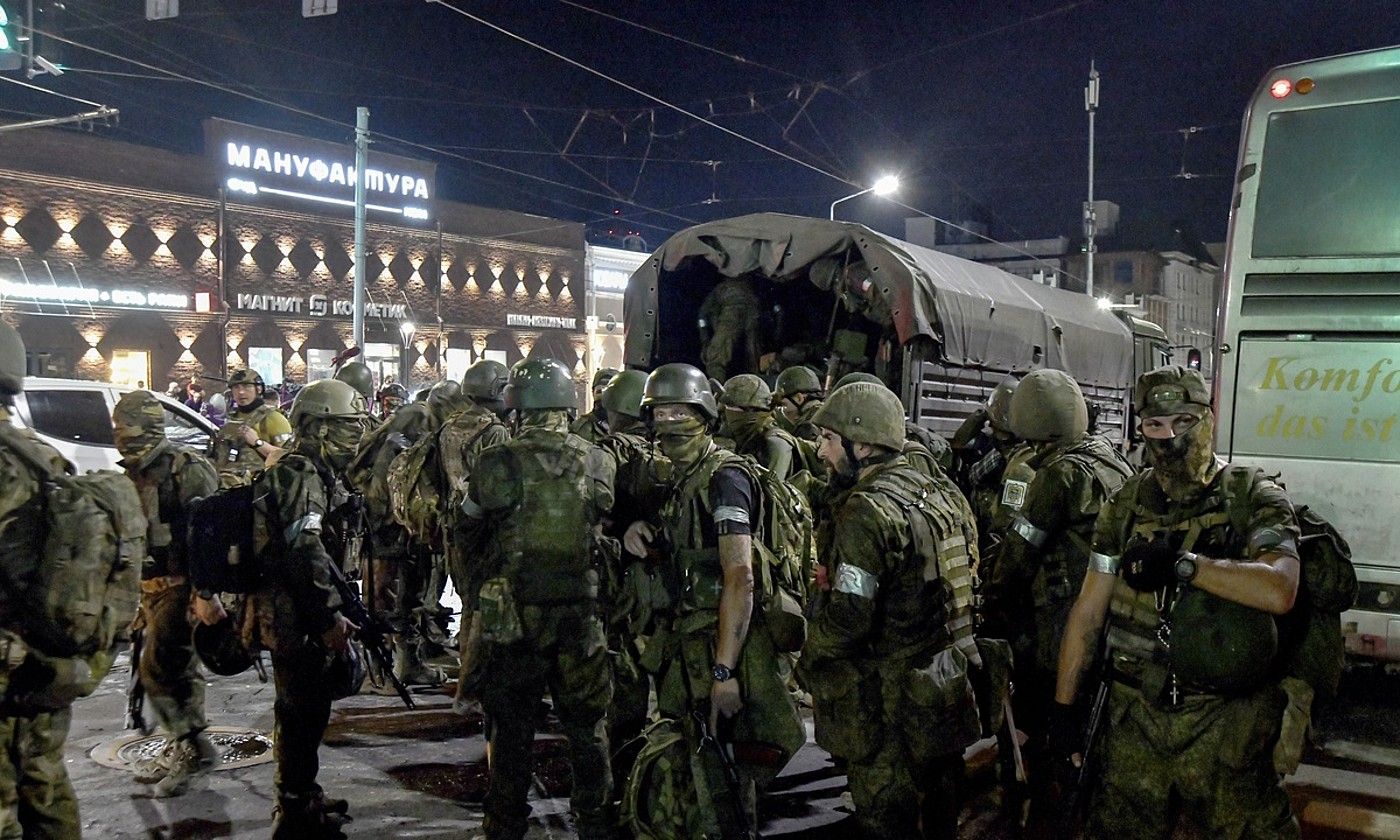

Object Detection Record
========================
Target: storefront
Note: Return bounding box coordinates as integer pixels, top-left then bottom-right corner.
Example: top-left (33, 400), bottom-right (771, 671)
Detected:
top-left (0, 121), bottom-right (586, 396)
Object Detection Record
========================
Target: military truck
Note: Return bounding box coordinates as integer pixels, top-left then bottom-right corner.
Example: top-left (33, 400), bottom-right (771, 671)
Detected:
top-left (623, 213), bottom-right (1168, 446)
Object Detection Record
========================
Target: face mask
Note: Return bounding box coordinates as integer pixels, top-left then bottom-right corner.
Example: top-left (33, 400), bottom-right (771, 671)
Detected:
top-left (653, 415), bottom-right (710, 468)
top-left (114, 426), bottom-right (163, 463)
top-left (724, 409), bottom-right (770, 444)
top-left (1147, 412), bottom-right (1216, 498)
top-left (317, 417), bottom-right (369, 472)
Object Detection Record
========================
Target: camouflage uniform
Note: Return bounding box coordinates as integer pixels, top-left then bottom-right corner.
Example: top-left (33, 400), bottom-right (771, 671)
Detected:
top-left (123, 437), bottom-right (220, 740)
top-left (463, 361), bottom-right (616, 840)
top-left (1085, 466), bottom-right (1301, 839)
top-left (802, 384), bottom-right (981, 839)
top-left (698, 278), bottom-right (761, 381)
top-left (212, 401), bottom-right (293, 484)
top-left (0, 407), bottom-right (78, 840)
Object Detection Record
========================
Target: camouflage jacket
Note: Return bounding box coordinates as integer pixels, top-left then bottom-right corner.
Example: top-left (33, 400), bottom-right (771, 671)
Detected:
top-left (0, 410), bottom-right (69, 631)
top-left (122, 440), bottom-right (219, 580)
top-left (212, 402), bottom-right (292, 476)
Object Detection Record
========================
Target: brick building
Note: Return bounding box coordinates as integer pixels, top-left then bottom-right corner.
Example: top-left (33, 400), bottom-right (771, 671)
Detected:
top-left (0, 122), bottom-right (587, 394)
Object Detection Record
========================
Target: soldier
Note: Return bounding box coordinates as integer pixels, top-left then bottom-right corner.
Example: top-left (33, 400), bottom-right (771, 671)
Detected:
top-left (832, 371), bottom-right (953, 477)
top-left (771, 365), bottom-right (824, 441)
top-left (459, 358), bottom-right (616, 840)
top-left (0, 321), bottom-right (80, 839)
top-left (212, 369), bottom-right (293, 484)
top-left (802, 381), bottom-right (981, 838)
top-left (951, 377), bottom-right (1038, 563)
top-left (112, 391), bottom-right (224, 797)
top-left (698, 277), bottom-right (761, 381)
top-left (570, 367), bottom-right (619, 444)
top-left (376, 382), bottom-right (408, 420)
top-left (719, 374), bottom-right (805, 481)
top-left (242, 379), bottom-right (366, 838)
top-left (624, 363), bottom-right (802, 839)
top-left (334, 361), bottom-right (376, 407)
top-left (1053, 365), bottom-right (1302, 838)
top-left (981, 369), bottom-right (1132, 791)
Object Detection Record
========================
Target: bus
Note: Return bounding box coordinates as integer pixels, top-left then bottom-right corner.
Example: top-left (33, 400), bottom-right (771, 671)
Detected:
top-left (1213, 45), bottom-right (1400, 661)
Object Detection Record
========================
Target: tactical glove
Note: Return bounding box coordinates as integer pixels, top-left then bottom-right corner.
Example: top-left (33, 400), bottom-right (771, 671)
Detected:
top-left (1121, 537), bottom-right (1182, 592)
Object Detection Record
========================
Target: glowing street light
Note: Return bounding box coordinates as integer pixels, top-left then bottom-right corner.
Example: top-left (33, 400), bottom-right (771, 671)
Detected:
top-left (830, 174), bottom-right (901, 220)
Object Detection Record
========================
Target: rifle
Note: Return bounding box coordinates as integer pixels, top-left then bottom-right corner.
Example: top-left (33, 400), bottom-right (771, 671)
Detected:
top-left (125, 629), bottom-right (149, 734)
top-left (1069, 674), bottom-right (1111, 817)
top-left (693, 704), bottom-right (760, 839)
top-left (328, 494), bottom-right (415, 709)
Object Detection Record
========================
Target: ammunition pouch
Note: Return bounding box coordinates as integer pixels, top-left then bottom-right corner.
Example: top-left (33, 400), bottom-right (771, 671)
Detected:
top-left (804, 658), bottom-right (882, 762)
top-left (477, 576), bottom-right (523, 645)
top-left (883, 646), bottom-right (981, 764)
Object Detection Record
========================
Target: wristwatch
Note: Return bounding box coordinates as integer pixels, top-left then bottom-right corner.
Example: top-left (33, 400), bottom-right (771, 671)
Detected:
top-left (253, 438), bottom-right (267, 449)
top-left (712, 663), bottom-right (734, 683)
top-left (1175, 553), bottom-right (1200, 584)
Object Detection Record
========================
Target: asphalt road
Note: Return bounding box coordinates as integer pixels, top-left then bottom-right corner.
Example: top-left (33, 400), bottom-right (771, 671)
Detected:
top-left (58, 657), bottom-right (1400, 838)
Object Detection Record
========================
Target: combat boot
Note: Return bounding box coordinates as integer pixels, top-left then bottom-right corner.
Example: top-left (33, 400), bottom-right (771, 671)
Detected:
top-left (147, 732), bottom-right (219, 797)
top-left (394, 637), bottom-right (443, 687)
top-left (272, 792), bottom-right (351, 840)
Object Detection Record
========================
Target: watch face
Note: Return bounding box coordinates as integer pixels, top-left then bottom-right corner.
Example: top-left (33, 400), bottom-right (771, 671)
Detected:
top-left (712, 665), bottom-right (731, 682)
top-left (1176, 557), bottom-right (1196, 582)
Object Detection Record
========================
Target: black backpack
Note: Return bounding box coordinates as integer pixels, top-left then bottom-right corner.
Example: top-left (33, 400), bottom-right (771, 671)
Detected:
top-left (187, 481), bottom-right (261, 594)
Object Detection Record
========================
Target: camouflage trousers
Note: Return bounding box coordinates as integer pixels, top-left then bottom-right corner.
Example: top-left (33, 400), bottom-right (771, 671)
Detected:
top-left (606, 638), bottom-right (650, 802)
top-left (271, 642), bottom-right (335, 799)
top-left (481, 604), bottom-right (613, 840)
top-left (1086, 681), bottom-right (1298, 840)
top-left (847, 742), bottom-right (962, 840)
top-left (0, 708), bottom-right (78, 840)
top-left (138, 581), bottom-right (207, 739)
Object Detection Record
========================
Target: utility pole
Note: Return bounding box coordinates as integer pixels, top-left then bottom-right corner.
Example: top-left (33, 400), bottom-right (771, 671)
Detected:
top-left (352, 106), bottom-right (368, 349)
top-left (1084, 62), bottom-right (1100, 297)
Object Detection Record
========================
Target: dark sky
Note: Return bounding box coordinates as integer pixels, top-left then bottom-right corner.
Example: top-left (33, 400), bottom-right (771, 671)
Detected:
top-left (5, 0), bottom-right (1399, 248)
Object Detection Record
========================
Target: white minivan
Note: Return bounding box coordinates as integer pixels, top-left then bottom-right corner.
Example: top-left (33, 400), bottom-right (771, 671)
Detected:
top-left (8, 377), bottom-right (217, 472)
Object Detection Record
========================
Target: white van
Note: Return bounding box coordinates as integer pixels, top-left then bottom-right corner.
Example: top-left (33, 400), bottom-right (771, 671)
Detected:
top-left (7, 377), bottom-right (217, 472)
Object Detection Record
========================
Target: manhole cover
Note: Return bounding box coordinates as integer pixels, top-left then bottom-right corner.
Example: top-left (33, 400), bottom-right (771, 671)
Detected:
top-left (90, 725), bottom-right (274, 772)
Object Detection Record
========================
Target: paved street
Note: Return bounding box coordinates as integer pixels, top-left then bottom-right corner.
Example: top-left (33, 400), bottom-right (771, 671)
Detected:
top-left (61, 651), bottom-right (1400, 839)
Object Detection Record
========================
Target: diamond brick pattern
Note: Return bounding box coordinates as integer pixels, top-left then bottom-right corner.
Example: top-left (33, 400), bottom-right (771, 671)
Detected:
top-left (364, 251), bottom-right (386, 282)
top-left (166, 227), bottom-right (206, 268)
top-left (321, 239), bottom-right (352, 280)
top-left (120, 223), bottom-right (161, 263)
top-left (388, 250), bottom-right (415, 287)
top-left (250, 236), bottom-right (285, 275)
top-left (70, 214), bottom-right (114, 258)
top-left (15, 209), bottom-right (61, 254)
top-left (445, 258), bottom-right (471, 291)
top-left (287, 239), bottom-right (321, 278)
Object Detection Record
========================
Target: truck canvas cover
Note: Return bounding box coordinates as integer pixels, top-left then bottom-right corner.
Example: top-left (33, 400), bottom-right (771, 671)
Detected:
top-left (624, 212), bottom-right (1133, 388)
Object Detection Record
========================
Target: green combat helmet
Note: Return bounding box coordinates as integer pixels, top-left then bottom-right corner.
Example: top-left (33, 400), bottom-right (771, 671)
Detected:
top-left (289, 378), bottom-right (368, 427)
top-left (1170, 585), bottom-right (1278, 693)
top-left (0, 320), bottom-right (23, 395)
top-left (227, 369), bottom-right (264, 389)
top-left (642, 363), bottom-right (718, 420)
top-left (832, 371), bottom-right (882, 391)
top-left (507, 358), bottom-right (578, 411)
top-left (112, 389), bottom-right (166, 432)
top-left (600, 369), bottom-right (648, 419)
top-left (986, 376), bottom-right (1019, 434)
top-left (334, 361), bottom-right (376, 403)
top-left (427, 379), bottom-right (462, 409)
top-left (720, 374), bottom-right (773, 411)
top-left (774, 366), bottom-right (823, 401)
top-left (462, 359), bottom-right (509, 400)
top-left (811, 382), bottom-right (906, 451)
top-left (592, 367), bottom-right (621, 392)
top-left (1134, 365), bottom-right (1211, 418)
top-left (1009, 368), bottom-right (1088, 443)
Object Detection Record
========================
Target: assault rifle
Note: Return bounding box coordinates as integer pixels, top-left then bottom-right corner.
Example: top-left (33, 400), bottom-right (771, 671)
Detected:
top-left (124, 629), bottom-right (149, 734)
top-left (328, 494), bottom-right (415, 709)
top-left (693, 704), bottom-right (761, 839)
top-left (1069, 674), bottom-right (1111, 816)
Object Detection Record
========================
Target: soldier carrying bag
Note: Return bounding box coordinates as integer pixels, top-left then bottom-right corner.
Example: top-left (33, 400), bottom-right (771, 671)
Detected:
top-left (187, 480), bottom-right (261, 594)
top-left (0, 424), bottom-right (145, 711)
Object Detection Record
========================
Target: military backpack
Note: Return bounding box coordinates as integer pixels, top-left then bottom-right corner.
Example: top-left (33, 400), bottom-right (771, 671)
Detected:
top-left (748, 457), bottom-right (814, 653)
top-left (0, 424), bottom-right (145, 708)
top-left (187, 480), bottom-right (263, 594)
top-left (388, 411), bottom-right (499, 550)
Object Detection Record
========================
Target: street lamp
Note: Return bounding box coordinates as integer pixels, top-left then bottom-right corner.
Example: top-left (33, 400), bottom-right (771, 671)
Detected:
top-left (399, 320), bottom-right (416, 387)
top-left (830, 174), bottom-right (901, 220)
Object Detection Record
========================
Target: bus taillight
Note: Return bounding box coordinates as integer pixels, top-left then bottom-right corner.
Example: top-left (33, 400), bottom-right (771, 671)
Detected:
top-left (1270, 78), bottom-right (1293, 99)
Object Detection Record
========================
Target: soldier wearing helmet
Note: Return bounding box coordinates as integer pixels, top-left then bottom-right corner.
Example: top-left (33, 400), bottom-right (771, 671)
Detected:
top-left (333, 361), bottom-right (375, 405)
top-left (459, 358), bottom-right (617, 840)
top-left (112, 390), bottom-right (223, 797)
top-left (0, 320), bottom-right (83, 837)
top-left (623, 362), bottom-right (801, 838)
top-left (802, 381), bottom-right (981, 838)
top-left (698, 277), bottom-right (762, 381)
top-left (570, 367), bottom-right (620, 444)
top-left (979, 369), bottom-right (1133, 813)
top-left (952, 377), bottom-right (1040, 573)
top-left (1053, 366), bottom-right (1303, 839)
top-left (772, 365), bottom-right (825, 441)
top-left (241, 378), bottom-right (368, 838)
top-left (831, 371), bottom-right (954, 480)
top-left (212, 368), bottom-right (293, 485)
top-left (720, 373), bottom-right (807, 481)
top-left (376, 382), bottom-right (408, 419)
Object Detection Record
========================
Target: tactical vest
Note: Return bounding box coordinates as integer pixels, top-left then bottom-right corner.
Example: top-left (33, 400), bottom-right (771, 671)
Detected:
top-left (130, 442), bottom-right (205, 580)
top-left (212, 404), bottom-right (277, 479)
top-left (857, 463), bottom-right (974, 662)
top-left (492, 430), bottom-right (608, 605)
top-left (1104, 467), bottom-right (1261, 694)
top-left (660, 445), bottom-right (754, 616)
top-left (1035, 436), bottom-right (1133, 599)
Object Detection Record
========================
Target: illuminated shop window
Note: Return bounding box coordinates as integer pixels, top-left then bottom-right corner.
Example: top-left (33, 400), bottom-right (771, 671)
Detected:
top-left (306, 348), bottom-right (337, 382)
top-left (110, 350), bottom-right (151, 389)
top-left (247, 346), bottom-right (284, 387)
top-left (444, 347), bottom-right (471, 382)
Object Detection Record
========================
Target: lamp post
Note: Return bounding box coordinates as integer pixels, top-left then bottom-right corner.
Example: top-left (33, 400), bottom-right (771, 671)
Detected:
top-left (399, 320), bottom-right (416, 389)
top-left (830, 174), bottom-right (900, 221)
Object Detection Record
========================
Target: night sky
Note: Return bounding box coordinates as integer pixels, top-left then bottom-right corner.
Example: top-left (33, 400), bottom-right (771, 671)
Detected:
top-left (4, 0), bottom-right (1398, 249)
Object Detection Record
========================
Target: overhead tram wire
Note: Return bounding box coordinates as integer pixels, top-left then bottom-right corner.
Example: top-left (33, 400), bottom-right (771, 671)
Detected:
top-left (0, 75), bottom-right (108, 109)
top-left (30, 26), bottom-right (701, 229)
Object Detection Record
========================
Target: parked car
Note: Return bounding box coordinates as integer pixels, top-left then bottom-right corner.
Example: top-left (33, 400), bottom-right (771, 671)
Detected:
top-left (8, 377), bottom-right (217, 472)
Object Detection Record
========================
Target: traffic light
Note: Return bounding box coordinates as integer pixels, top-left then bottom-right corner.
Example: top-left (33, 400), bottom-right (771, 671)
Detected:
top-left (0, 3), bottom-right (22, 72)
